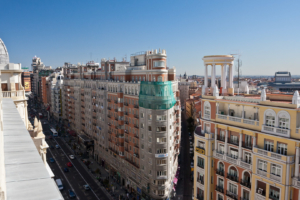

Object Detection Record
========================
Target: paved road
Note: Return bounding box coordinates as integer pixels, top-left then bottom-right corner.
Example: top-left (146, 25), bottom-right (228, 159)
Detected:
top-left (175, 112), bottom-right (193, 200)
top-left (28, 100), bottom-right (110, 200)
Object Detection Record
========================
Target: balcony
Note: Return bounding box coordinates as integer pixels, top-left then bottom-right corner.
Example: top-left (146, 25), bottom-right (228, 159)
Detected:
top-left (125, 112), bottom-right (128, 116)
top-left (240, 179), bottom-right (251, 189)
top-left (242, 142), bottom-right (252, 150)
top-left (228, 138), bottom-right (239, 146)
top-left (134, 115), bottom-right (139, 119)
top-left (226, 154), bottom-right (238, 165)
top-left (107, 99), bottom-right (111, 102)
top-left (216, 169), bottom-right (224, 177)
top-left (226, 191), bottom-right (238, 200)
top-left (227, 173), bottom-right (238, 183)
top-left (197, 177), bottom-right (204, 185)
top-left (1, 90), bottom-right (25, 100)
top-left (217, 135), bottom-right (225, 142)
top-left (215, 186), bottom-right (224, 194)
top-left (262, 124), bottom-right (290, 137)
top-left (254, 147), bottom-right (294, 163)
top-left (216, 114), bottom-right (259, 126)
top-left (134, 104), bottom-right (139, 108)
top-left (269, 194), bottom-right (280, 200)
top-left (124, 102), bottom-right (128, 106)
top-left (197, 162), bottom-right (204, 169)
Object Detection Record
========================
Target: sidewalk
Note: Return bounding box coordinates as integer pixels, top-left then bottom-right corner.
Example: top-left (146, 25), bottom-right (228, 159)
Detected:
top-left (62, 136), bottom-right (131, 200)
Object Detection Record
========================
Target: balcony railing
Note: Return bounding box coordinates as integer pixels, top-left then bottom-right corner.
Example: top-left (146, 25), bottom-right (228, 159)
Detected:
top-left (242, 142), bottom-right (252, 149)
top-left (215, 186), bottom-right (224, 194)
top-left (216, 169), bottom-right (224, 177)
top-left (226, 190), bottom-right (238, 200)
top-left (197, 162), bottom-right (204, 169)
top-left (196, 195), bottom-right (204, 200)
top-left (240, 179), bottom-right (251, 189)
top-left (254, 147), bottom-right (294, 163)
top-left (227, 173), bottom-right (238, 183)
top-left (269, 194), bottom-right (280, 200)
top-left (262, 124), bottom-right (290, 137)
top-left (1, 90), bottom-right (25, 99)
top-left (197, 177), bottom-right (204, 185)
top-left (228, 138), bottom-right (239, 146)
top-left (217, 135), bottom-right (225, 142)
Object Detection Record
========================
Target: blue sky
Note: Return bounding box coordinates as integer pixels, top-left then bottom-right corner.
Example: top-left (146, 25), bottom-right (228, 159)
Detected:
top-left (1, 0), bottom-right (300, 76)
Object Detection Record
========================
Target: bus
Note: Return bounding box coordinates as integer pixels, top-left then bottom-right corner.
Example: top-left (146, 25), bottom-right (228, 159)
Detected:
top-left (50, 128), bottom-right (58, 137)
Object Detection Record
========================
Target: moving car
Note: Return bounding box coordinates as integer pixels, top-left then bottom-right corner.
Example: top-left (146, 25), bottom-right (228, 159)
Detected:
top-left (83, 185), bottom-right (90, 191)
top-left (69, 155), bottom-right (75, 159)
top-left (68, 189), bottom-right (76, 198)
top-left (55, 145), bottom-right (60, 149)
top-left (67, 162), bottom-right (73, 167)
top-left (64, 167), bottom-right (69, 172)
top-left (56, 179), bottom-right (63, 190)
top-left (49, 158), bottom-right (55, 163)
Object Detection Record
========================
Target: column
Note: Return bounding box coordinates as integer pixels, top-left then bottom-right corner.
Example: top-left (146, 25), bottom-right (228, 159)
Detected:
top-left (229, 64), bottom-right (233, 88)
top-left (204, 64), bottom-right (208, 87)
top-left (239, 133), bottom-right (242, 160)
top-left (224, 130), bottom-right (228, 155)
top-left (211, 64), bottom-right (215, 88)
top-left (295, 147), bottom-right (300, 178)
top-left (242, 106), bottom-right (245, 119)
top-left (215, 128), bottom-right (218, 151)
top-left (216, 103), bottom-right (219, 115)
top-left (227, 104), bottom-right (230, 116)
top-left (253, 135), bottom-right (256, 148)
top-left (221, 65), bottom-right (224, 87)
top-left (223, 64), bottom-right (227, 89)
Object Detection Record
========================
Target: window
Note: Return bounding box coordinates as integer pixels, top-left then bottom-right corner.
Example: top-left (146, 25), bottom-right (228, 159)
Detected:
top-left (149, 136), bottom-right (152, 143)
top-left (277, 143), bottom-right (287, 155)
top-left (264, 140), bottom-right (274, 152)
top-left (157, 171), bottom-right (167, 177)
top-left (149, 148), bottom-right (152, 153)
top-left (157, 115), bottom-right (166, 121)
top-left (157, 137), bottom-right (166, 143)
top-left (220, 131), bottom-right (225, 140)
top-left (271, 164), bottom-right (281, 177)
top-left (258, 160), bottom-right (267, 171)
top-left (230, 135), bottom-right (238, 144)
top-left (278, 117), bottom-right (289, 129)
top-left (218, 178), bottom-right (223, 188)
top-left (198, 141), bottom-right (205, 149)
top-left (266, 115), bottom-right (275, 127)
top-left (218, 144), bottom-right (224, 154)
top-left (197, 157), bottom-right (204, 168)
top-left (154, 61), bottom-right (165, 68)
top-left (157, 159), bottom-right (167, 165)
top-left (229, 168), bottom-right (237, 177)
top-left (148, 126), bottom-right (152, 131)
top-left (156, 149), bottom-right (167, 154)
top-left (244, 152), bottom-right (251, 164)
top-left (157, 76), bottom-right (162, 82)
top-left (229, 183), bottom-right (237, 195)
top-left (269, 187), bottom-right (280, 199)
top-left (141, 113), bottom-right (144, 118)
top-left (148, 114), bottom-right (152, 120)
top-left (156, 126), bottom-right (166, 132)
top-left (229, 148), bottom-right (238, 159)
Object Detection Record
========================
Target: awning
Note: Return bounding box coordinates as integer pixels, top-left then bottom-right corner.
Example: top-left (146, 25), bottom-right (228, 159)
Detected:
top-left (173, 177), bottom-right (178, 184)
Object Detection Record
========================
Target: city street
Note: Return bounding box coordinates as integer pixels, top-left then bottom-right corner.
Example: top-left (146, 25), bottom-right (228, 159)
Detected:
top-left (175, 112), bottom-right (193, 200)
top-left (28, 101), bottom-right (110, 200)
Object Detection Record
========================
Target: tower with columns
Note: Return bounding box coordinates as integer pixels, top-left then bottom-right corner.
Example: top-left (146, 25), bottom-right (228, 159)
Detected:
top-left (202, 55), bottom-right (235, 96)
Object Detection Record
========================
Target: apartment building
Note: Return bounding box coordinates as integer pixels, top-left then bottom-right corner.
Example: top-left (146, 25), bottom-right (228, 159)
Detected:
top-left (62, 49), bottom-right (181, 199)
top-left (21, 71), bottom-right (32, 92)
top-left (194, 55), bottom-right (300, 200)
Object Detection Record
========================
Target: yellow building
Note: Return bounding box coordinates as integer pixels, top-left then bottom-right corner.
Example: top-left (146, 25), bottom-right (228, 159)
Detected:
top-left (193, 55), bottom-right (300, 200)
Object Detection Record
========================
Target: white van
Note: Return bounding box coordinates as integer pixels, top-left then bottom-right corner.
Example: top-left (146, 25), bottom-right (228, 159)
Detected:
top-left (56, 179), bottom-right (63, 190)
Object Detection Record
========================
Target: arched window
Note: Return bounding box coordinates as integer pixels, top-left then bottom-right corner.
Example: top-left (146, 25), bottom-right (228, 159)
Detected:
top-left (277, 111), bottom-right (290, 129)
top-left (158, 76), bottom-right (162, 82)
top-left (264, 109), bottom-right (276, 127)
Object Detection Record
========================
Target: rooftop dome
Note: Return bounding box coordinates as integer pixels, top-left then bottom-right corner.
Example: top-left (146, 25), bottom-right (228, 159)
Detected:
top-left (0, 38), bottom-right (9, 65)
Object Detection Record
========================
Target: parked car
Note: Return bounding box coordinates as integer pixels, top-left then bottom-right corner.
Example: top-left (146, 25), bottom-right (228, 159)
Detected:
top-left (83, 185), bottom-right (90, 191)
top-left (49, 158), bottom-right (55, 163)
top-left (56, 179), bottom-right (63, 190)
top-left (69, 155), bottom-right (75, 159)
top-left (67, 162), bottom-right (73, 167)
top-left (64, 167), bottom-right (69, 172)
top-left (68, 189), bottom-right (76, 198)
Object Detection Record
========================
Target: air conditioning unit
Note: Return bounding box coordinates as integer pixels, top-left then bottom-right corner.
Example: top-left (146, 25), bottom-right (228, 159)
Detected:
top-left (258, 188), bottom-right (264, 195)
